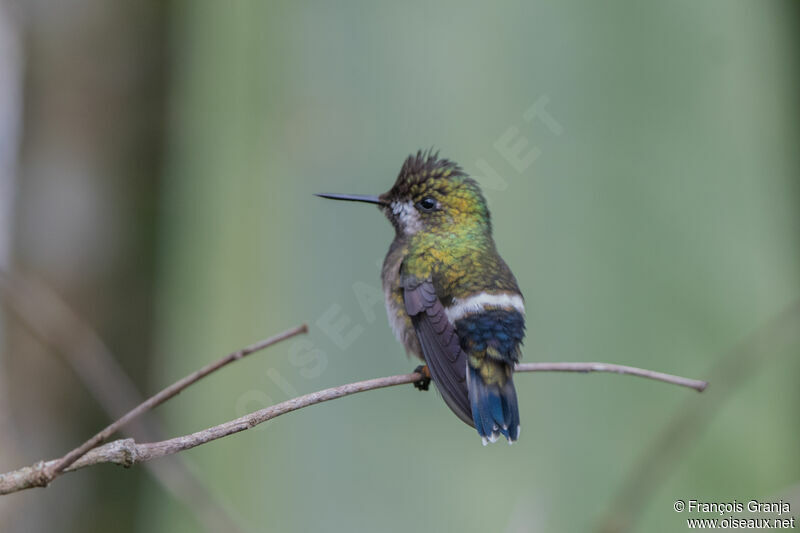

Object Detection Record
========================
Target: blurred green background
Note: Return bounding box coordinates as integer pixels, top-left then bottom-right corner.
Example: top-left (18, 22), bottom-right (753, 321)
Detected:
top-left (1, 1), bottom-right (798, 532)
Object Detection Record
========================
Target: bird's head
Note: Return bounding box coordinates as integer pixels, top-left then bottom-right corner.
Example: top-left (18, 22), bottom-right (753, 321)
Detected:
top-left (317, 149), bottom-right (491, 237)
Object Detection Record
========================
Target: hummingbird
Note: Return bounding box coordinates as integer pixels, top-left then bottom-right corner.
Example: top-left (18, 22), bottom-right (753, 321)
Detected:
top-left (317, 149), bottom-right (525, 444)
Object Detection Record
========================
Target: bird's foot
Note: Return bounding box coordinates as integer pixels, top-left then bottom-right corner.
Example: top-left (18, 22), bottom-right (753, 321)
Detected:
top-left (413, 365), bottom-right (431, 391)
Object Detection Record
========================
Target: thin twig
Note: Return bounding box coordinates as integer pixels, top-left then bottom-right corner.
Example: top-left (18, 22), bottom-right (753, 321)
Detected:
top-left (46, 323), bottom-right (308, 480)
top-left (0, 362), bottom-right (706, 495)
top-left (0, 271), bottom-right (261, 532)
top-left (515, 362), bottom-right (708, 392)
top-left (0, 271), bottom-right (166, 439)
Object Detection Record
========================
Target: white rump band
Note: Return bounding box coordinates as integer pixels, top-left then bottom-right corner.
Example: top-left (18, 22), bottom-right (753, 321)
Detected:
top-left (445, 292), bottom-right (525, 323)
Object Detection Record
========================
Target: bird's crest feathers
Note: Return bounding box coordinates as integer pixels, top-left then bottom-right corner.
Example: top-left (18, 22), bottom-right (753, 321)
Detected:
top-left (380, 149), bottom-right (491, 236)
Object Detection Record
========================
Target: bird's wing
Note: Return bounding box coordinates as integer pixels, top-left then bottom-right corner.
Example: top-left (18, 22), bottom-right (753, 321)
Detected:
top-left (404, 277), bottom-right (474, 427)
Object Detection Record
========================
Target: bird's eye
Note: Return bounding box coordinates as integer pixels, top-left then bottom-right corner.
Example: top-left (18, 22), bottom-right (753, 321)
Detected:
top-left (416, 197), bottom-right (438, 212)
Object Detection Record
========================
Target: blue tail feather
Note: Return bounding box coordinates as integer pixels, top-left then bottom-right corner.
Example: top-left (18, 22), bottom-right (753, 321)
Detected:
top-left (468, 365), bottom-right (520, 444)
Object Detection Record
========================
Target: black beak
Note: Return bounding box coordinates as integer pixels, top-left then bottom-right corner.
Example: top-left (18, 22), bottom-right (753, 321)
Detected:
top-left (315, 193), bottom-right (385, 206)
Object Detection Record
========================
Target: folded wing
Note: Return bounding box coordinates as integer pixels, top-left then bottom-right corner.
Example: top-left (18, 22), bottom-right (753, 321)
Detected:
top-left (404, 278), bottom-right (474, 427)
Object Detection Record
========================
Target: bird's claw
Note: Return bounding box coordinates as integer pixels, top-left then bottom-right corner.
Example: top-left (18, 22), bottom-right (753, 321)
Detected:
top-left (413, 365), bottom-right (431, 391)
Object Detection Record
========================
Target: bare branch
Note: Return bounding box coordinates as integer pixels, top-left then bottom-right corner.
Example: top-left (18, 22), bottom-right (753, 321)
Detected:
top-left (0, 362), bottom-right (706, 495)
top-left (46, 323), bottom-right (308, 480)
top-left (0, 271), bottom-right (259, 532)
top-left (515, 362), bottom-right (708, 392)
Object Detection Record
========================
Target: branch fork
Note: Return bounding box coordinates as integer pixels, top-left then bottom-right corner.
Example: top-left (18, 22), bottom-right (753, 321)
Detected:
top-left (0, 325), bottom-right (707, 496)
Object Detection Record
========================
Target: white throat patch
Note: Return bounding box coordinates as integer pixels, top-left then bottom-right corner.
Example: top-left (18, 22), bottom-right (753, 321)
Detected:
top-left (445, 292), bottom-right (525, 323)
top-left (391, 200), bottom-right (422, 235)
